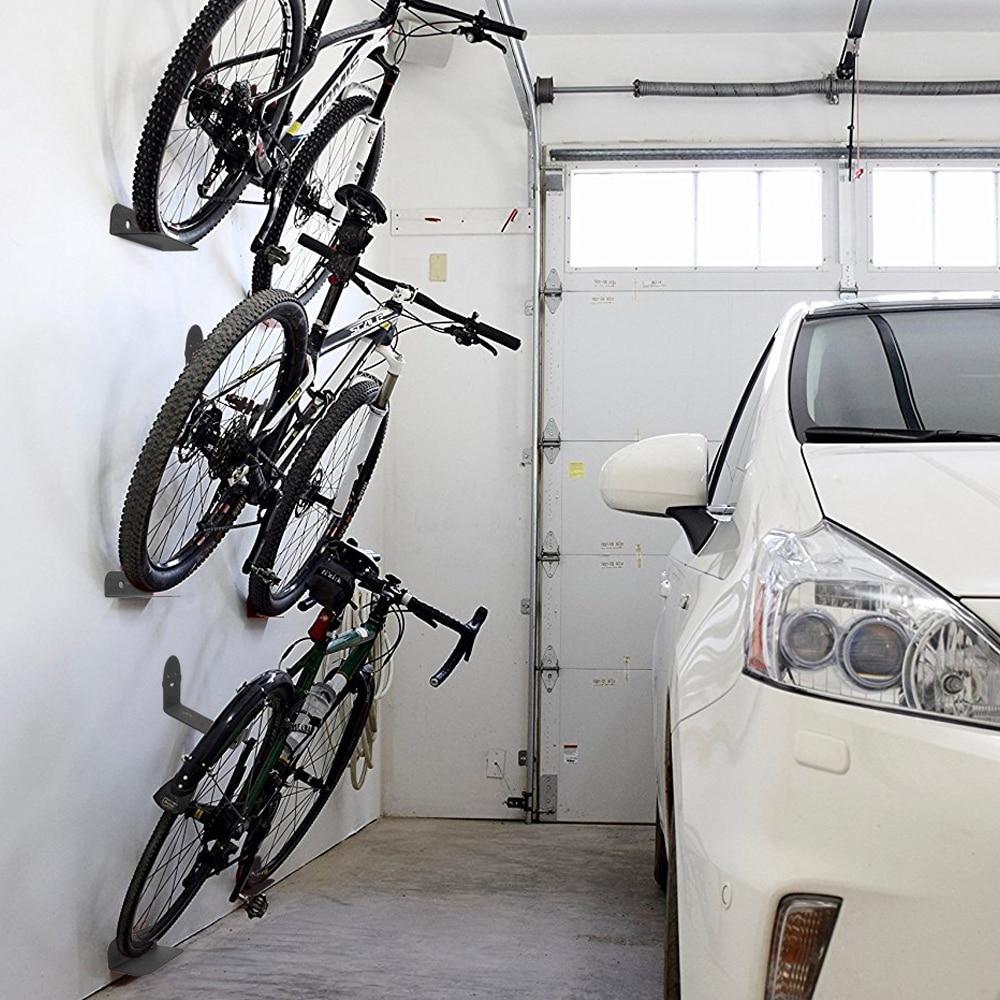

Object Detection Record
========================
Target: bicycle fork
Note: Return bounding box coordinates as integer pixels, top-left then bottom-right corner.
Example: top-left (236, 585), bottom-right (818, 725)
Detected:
top-left (327, 343), bottom-right (403, 519)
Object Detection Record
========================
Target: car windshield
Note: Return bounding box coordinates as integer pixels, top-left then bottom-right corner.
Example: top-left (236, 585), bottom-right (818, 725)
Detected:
top-left (790, 306), bottom-right (1000, 442)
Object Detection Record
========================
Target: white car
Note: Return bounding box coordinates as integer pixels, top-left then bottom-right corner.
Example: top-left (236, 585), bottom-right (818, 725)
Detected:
top-left (600, 296), bottom-right (1000, 1000)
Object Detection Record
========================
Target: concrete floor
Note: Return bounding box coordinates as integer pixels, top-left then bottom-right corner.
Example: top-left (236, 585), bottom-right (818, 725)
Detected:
top-left (104, 818), bottom-right (663, 1000)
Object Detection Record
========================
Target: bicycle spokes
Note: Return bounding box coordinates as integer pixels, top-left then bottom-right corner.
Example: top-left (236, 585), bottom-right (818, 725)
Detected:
top-left (270, 405), bottom-right (369, 587)
top-left (157, 1), bottom-right (290, 229)
top-left (146, 320), bottom-right (288, 569)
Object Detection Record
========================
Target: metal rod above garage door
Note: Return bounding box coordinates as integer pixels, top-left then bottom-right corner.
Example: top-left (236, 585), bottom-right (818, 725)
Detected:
top-left (548, 146), bottom-right (1000, 163)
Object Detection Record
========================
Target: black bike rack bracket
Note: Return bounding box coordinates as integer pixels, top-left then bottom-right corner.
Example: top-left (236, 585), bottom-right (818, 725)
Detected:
top-left (163, 655), bottom-right (214, 735)
top-left (107, 940), bottom-right (183, 977)
top-left (104, 571), bottom-right (150, 600)
top-left (110, 204), bottom-right (197, 252)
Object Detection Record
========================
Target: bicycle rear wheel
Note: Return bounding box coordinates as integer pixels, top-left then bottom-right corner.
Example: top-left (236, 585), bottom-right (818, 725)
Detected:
top-left (118, 290), bottom-right (308, 593)
top-left (247, 378), bottom-right (387, 616)
top-left (251, 94), bottom-right (384, 304)
top-left (237, 669), bottom-right (374, 889)
top-left (133, 0), bottom-right (305, 243)
top-left (116, 682), bottom-right (291, 957)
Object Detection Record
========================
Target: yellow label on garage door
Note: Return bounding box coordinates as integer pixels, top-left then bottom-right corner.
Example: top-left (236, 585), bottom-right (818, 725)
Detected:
top-left (568, 461), bottom-right (585, 479)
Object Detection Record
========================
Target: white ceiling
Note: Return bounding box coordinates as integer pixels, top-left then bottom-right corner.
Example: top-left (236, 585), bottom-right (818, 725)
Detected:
top-left (512, 0), bottom-right (1000, 35)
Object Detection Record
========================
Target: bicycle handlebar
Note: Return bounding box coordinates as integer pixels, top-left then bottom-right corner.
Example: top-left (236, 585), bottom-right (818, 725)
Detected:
top-left (404, 596), bottom-right (489, 686)
top-left (304, 541), bottom-right (489, 686)
top-left (403, 0), bottom-right (528, 40)
top-left (353, 261), bottom-right (522, 351)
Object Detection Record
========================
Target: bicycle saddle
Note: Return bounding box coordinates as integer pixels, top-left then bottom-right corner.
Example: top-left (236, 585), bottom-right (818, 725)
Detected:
top-left (335, 184), bottom-right (388, 225)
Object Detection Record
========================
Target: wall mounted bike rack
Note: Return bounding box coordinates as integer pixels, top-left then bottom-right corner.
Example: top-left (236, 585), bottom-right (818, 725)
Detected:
top-left (104, 571), bottom-right (148, 599)
top-left (163, 655), bottom-right (214, 734)
top-left (108, 940), bottom-right (184, 977)
top-left (105, 656), bottom-right (214, 976)
top-left (110, 204), bottom-right (197, 252)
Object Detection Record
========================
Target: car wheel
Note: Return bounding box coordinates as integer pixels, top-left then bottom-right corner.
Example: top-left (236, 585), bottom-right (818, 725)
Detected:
top-left (664, 703), bottom-right (681, 1000)
top-left (654, 803), bottom-right (668, 891)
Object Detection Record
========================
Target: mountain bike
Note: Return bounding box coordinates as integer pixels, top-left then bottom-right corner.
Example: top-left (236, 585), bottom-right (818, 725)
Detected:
top-left (133, 0), bottom-right (525, 301)
top-left (115, 539), bottom-right (488, 959)
top-left (118, 184), bottom-right (520, 613)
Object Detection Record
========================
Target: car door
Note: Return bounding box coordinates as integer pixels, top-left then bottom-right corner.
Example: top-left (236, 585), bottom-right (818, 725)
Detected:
top-left (669, 341), bottom-right (774, 724)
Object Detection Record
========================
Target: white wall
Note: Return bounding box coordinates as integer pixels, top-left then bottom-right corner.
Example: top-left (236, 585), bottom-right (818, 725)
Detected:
top-left (377, 43), bottom-right (536, 818)
top-left (2, 4), bottom-right (385, 999)
top-left (375, 25), bottom-right (1000, 820)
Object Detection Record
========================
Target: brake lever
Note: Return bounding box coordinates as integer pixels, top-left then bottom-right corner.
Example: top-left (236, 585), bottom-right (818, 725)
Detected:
top-left (456, 24), bottom-right (507, 53)
top-left (444, 322), bottom-right (498, 355)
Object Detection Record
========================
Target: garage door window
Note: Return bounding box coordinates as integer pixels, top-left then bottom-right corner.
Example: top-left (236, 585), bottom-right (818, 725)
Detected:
top-left (871, 168), bottom-right (1000, 268)
top-left (569, 168), bottom-right (823, 269)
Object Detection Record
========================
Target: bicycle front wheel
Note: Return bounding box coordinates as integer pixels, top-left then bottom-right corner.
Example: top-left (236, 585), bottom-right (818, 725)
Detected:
top-left (252, 95), bottom-right (385, 304)
top-left (116, 683), bottom-right (291, 957)
top-left (248, 378), bottom-right (387, 616)
top-left (133, 0), bottom-right (305, 243)
top-left (237, 669), bottom-right (374, 889)
top-left (119, 290), bottom-right (308, 593)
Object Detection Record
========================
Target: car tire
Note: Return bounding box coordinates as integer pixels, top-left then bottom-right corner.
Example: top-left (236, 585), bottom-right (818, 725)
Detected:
top-left (654, 803), bottom-right (668, 891)
top-left (664, 701), bottom-right (681, 1000)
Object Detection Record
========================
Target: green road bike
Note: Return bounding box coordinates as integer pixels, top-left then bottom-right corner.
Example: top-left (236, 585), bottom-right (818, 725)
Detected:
top-left (115, 539), bottom-right (487, 958)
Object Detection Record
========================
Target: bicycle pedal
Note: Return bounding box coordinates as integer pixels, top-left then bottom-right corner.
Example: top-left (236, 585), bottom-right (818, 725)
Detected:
top-left (245, 893), bottom-right (269, 919)
top-left (262, 244), bottom-right (290, 266)
top-left (250, 565), bottom-right (282, 586)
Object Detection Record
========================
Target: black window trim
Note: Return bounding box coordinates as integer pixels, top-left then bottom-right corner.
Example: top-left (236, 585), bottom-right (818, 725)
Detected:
top-left (707, 337), bottom-right (776, 505)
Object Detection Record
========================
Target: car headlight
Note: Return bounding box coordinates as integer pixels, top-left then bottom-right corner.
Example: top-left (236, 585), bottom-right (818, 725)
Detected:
top-left (747, 521), bottom-right (1000, 728)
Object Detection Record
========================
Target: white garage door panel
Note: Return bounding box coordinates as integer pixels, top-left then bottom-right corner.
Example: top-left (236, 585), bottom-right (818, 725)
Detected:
top-left (555, 441), bottom-right (682, 556)
top-left (553, 667), bottom-right (656, 823)
top-left (539, 160), bottom-right (841, 823)
top-left (557, 291), bottom-right (786, 441)
top-left (556, 555), bottom-right (666, 670)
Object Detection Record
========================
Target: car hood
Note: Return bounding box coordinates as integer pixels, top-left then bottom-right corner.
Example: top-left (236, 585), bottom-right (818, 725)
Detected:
top-left (803, 444), bottom-right (1000, 598)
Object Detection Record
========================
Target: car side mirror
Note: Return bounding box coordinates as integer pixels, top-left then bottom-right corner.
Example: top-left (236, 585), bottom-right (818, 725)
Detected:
top-left (600, 434), bottom-right (715, 550)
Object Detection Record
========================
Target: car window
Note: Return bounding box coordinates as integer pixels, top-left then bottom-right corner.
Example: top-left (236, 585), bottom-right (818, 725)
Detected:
top-left (709, 343), bottom-right (773, 508)
top-left (791, 307), bottom-right (1000, 438)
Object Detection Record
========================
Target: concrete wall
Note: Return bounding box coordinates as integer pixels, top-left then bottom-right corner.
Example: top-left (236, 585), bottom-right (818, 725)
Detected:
top-left (2, 3), bottom-right (384, 998)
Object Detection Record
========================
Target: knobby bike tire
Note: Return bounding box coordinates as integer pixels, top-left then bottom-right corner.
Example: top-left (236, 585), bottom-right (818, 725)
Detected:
top-left (118, 290), bottom-right (308, 592)
top-left (251, 95), bottom-right (385, 303)
top-left (133, 0), bottom-right (305, 242)
top-left (247, 378), bottom-right (387, 616)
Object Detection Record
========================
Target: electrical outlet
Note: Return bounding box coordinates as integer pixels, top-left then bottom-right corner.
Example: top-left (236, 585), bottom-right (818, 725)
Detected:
top-left (486, 749), bottom-right (506, 780)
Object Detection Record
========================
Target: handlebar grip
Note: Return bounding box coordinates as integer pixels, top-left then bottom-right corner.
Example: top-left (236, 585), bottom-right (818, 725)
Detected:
top-left (425, 605), bottom-right (489, 687)
top-left (474, 14), bottom-right (527, 40)
top-left (473, 321), bottom-right (521, 352)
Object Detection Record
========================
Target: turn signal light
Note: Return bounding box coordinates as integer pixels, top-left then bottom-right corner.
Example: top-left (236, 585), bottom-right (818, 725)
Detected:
top-left (764, 894), bottom-right (841, 1000)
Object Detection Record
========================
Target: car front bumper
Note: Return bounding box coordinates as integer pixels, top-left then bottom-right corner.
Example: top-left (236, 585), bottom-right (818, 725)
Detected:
top-left (674, 673), bottom-right (1000, 1000)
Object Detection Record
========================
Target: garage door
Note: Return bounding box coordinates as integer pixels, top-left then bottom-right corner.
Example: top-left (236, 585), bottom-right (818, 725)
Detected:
top-left (535, 153), bottom-right (1000, 822)
top-left (536, 157), bottom-right (842, 822)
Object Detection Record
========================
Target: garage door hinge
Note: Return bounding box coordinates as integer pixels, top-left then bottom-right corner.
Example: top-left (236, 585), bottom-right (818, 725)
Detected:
top-left (505, 790), bottom-right (532, 812)
top-left (539, 531), bottom-right (561, 577)
top-left (539, 645), bottom-right (560, 691)
top-left (540, 417), bottom-right (561, 463)
top-left (543, 269), bottom-right (563, 313)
